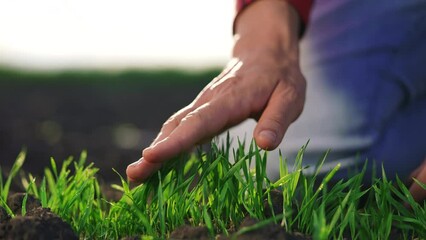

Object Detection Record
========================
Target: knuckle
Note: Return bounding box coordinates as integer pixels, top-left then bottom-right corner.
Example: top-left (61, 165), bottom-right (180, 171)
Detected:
top-left (162, 116), bottom-right (180, 130)
top-left (281, 82), bottom-right (300, 102)
top-left (280, 80), bottom-right (305, 108)
top-left (277, 83), bottom-right (305, 122)
top-left (183, 109), bottom-right (206, 127)
top-left (161, 105), bottom-right (196, 131)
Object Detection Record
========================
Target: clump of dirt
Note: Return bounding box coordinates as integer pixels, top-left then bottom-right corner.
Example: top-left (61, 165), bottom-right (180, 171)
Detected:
top-left (0, 193), bottom-right (78, 240)
top-left (170, 216), bottom-right (311, 240)
top-left (236, 216), bottom-right (312, 240)
top-left (7, 193), bottom-right (41, 214)
top-left (263, 189), bottom-right (284, 218)
top-left (170, 225), bottom-right (211, 240)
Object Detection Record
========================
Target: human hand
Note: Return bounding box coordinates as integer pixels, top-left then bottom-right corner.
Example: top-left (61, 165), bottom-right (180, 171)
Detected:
top-left (408, 159), bottom-right (426, 203)
top-left (126, 0), bottom-right (305, 182)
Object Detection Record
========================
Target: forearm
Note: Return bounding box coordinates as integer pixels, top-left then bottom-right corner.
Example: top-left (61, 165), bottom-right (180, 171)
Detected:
top-left (233, 0), bottom-right (301, 62)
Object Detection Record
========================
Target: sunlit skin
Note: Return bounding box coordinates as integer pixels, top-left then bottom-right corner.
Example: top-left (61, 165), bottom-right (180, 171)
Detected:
top-left (126, 0), bottom-right (426, 203)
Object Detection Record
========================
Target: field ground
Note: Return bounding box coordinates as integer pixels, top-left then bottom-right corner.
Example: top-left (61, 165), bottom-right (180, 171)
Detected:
top-left (1, 68), bottom-right (425, 239)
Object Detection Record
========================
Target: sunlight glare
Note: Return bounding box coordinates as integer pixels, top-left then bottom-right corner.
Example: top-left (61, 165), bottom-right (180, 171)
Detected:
top-left (0, 0), bottom-right (234, 69)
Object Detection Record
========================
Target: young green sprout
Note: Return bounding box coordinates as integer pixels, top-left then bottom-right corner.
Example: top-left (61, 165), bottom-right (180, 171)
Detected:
top-left (0, 141), bottom-right (424, 239)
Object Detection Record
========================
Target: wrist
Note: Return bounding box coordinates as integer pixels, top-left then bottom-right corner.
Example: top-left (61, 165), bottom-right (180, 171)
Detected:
top-left (233, 0), bottom-right (300, 62)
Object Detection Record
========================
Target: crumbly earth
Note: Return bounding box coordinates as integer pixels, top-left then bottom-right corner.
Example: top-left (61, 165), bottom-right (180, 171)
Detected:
top-left (0, 193), bottom-right (77, 240)
top-left (170, 225), bottom-right (211, 240)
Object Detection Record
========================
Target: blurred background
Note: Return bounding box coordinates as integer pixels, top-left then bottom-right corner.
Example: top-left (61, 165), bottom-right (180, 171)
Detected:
top-left (0, 0), bottom-right (234, 182)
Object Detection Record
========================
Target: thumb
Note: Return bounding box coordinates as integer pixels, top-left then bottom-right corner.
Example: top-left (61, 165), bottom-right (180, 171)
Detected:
top-left (254, 82), bottom-right (304, 150)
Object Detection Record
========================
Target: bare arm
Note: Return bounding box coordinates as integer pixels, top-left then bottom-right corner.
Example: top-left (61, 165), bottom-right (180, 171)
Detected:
top-left (127, 0), bottom-right (306, 182)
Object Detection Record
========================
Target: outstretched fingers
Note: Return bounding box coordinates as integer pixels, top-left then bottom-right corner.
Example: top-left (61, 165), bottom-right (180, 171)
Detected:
top-left (126, 105), bottom-right (193, 182)
top-left (127, 100), bottom-right (235, 182)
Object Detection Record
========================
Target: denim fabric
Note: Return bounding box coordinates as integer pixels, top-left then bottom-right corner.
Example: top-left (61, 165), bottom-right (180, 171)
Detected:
top-left (223, 0), bottom-right (426, 181)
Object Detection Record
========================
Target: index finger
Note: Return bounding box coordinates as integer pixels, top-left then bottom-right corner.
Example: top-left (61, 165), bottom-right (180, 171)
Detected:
top-left (128, 99), bottom-right (240, 182)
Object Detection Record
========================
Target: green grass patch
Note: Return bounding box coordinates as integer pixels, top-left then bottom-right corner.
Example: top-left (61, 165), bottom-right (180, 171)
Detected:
top-left (1, 141), bottom-right (425, 239)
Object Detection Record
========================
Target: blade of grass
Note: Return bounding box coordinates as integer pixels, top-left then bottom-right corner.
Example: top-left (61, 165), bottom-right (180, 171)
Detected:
top-left (157, 171), bottom-right (166, 238)
top-left (2, 150), bottom-right (26, 201)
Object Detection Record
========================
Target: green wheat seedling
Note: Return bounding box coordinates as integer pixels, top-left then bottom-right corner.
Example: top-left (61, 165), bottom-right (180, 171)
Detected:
top-left (0, 150), bottom-right (26, 217)
top-left (1, 140), bottom-right (425, 239)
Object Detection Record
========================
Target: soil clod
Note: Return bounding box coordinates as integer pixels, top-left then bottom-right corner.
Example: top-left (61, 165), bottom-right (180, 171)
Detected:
top-left (7, 193), bottom-right (41, 215)
top-left (263, 189), bottom-right (284, 218)
top-left (0, 193), bottom-right (77, 240)
top-left (236, 216), bottom-right (288, 240)
top-left (215, 216), bottom-right (310, 240)
top-left (170, 225), bottom-right (211, 240)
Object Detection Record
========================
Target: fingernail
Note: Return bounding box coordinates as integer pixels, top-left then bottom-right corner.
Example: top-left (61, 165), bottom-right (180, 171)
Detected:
top-left (259, 130), bottom-right (277, 144)
top-left (127, 158), bottom-right (143, 169)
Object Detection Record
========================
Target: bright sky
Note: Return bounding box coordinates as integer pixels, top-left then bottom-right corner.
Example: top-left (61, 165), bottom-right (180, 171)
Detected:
top-left (0, 0), bottom-right (235, 70)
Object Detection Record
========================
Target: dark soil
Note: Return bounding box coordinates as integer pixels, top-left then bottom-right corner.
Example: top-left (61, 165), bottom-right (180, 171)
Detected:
top-left (0, 193), bottom-right (77, 240)
top-left (170, 225), bottom-right (211, 240)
